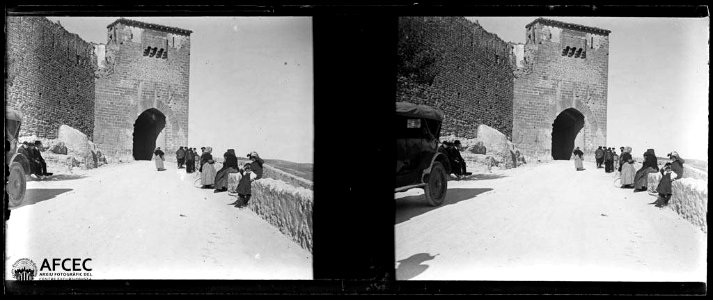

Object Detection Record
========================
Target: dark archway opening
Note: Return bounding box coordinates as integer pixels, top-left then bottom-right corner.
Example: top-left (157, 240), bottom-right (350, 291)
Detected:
top-left (552, 108), bottom-right (585, 160)
top-left (133, 108), bottom-right (166, 160)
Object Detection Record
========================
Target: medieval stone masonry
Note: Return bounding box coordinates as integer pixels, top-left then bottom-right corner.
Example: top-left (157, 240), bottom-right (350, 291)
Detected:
top-left (398, 17), bottom-right (515, 139)
top-left (6, 17), bottom-right (191, 161)
top-left (397, 17), bottom-right (610, 160)
top-left (94, 19), bottom-right (191, 161)
top-left (512, 18), bottom-right (610, 160)
top-left (7, 17), bottom-right (96, 139)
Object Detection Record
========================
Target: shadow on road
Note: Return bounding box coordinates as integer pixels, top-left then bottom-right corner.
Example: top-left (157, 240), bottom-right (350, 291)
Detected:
top-left (396, 253), bottom-right (438, 280)
top-left (27, 174), bottom-right (86, 182)
top-left (396, 187), bottom-right (493, 224)
top-left (458, 173), bottom-right (507, 181)
top-left (13, 188), bottom-right (73, 209)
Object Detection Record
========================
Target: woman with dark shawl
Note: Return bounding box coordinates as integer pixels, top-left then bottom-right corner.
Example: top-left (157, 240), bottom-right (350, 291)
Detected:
top-left (214, 149), bottom-right (239, 193)
top-left (248, 151), bottom-right (265, 179)
top-left (200, 147), bottom-right (217, 188)
top-left (668, 151), bottom-right (685, 180)
top-left (185, 148), bottom-right (195, 173)
top-left (619, 147), bottom-right (636, 188)
top-left (572, 147), bottom-right (584, 171)
top-left (633, 148), bottom-right (659, 191)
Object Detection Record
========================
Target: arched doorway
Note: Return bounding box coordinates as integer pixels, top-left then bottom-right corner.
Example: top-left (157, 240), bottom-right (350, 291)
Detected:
top-left (551, 108), bottom-right (585, 160)
top-left (133, 108), bottom-right (166, 160)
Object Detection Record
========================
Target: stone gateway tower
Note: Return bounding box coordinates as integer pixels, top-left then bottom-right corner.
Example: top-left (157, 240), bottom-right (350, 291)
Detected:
top-left (93, 19), bottom-right (191, 161)
top-left (512, 18), bottom-right (610, 160)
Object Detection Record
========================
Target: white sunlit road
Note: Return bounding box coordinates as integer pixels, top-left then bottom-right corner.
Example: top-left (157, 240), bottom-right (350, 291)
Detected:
top-left (5, 161), bottom-right (312, 280)
top-left (395, 160), bottom-right (707, 282)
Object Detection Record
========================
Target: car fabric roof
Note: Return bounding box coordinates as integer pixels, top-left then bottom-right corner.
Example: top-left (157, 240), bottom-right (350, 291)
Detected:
top-left (395, 102), bottom-right (444, 121)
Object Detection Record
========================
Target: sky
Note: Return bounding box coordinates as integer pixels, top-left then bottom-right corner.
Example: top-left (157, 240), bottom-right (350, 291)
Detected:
top-left (47, 17), bottom-right (314, 163)
top-left (468, 17), bottom-right (709, 161)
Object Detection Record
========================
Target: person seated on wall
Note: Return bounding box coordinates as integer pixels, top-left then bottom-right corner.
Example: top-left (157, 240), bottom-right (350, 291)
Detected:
top-left (228, 162), bottom-right (258, 208)
top-left (668, 151), bottom-right (685, 180)
top-left (31, 141), bottom-right (51, 176)
top-left (21, 141), bottom-right (46, 177)
top-left (214, 149), bottom-right (239, 193)
top-left (446, 140), bottom-right (471, 178)
top-left (16, 142), bottom-right (36, 175)
top-left (633, 148), bottom-right (659, 192)
top-left (247, 151), bottom-right (265, 180)
top-left (650, 162), bottom-right (679, 208)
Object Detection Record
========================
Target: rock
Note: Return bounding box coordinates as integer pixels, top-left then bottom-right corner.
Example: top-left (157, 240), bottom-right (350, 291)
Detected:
top-left (476, 124), bottom-right (517, 169)
top-left (50, 141), bottom-right (68, 154)
top-left (57, 125), bottom-right (91, 156)
top-left (468, 141), bottom-right (487, 154)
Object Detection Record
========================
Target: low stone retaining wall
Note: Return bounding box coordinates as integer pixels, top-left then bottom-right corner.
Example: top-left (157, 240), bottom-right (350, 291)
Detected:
top-left (247, 178), bottom-right (313, 253)
top-left (263, 165), bottom-right (313, 190)
top-left (648, 172), bottom-right (708, 233)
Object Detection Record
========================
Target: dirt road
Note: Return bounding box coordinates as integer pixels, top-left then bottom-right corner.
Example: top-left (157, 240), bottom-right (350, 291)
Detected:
top-left (5, 161), bottom-right (312, 279)
top-left (395, 160), bottom-right (706, 281)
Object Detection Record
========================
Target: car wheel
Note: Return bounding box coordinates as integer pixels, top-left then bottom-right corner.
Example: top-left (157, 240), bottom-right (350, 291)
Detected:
top-left (8, 162), bottom-right (27, 208)
top-left (424, 161), bottom-right (447, 206)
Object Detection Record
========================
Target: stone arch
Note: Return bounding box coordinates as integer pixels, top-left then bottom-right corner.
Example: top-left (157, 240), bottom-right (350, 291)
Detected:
top-left (551, 107), bottom-right (585, 160)
top-left (572, 98), bottom-right (602, 152)
top-left (132, 108), bottom-right (166, 160)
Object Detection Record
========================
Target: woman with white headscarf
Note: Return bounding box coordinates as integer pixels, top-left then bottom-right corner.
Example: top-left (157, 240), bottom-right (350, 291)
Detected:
top-left (668, 151), bottom-right (685, 180)
top-left (200, 147), bottom-right (217, 188)
top-left (619, 147), bottom-right (636, 188)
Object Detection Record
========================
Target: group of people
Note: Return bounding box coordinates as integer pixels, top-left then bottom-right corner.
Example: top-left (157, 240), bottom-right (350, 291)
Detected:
top-left (438, 140), bottom-right (472, 178)
top-left (175, 146), bottom-right (200, 173)
top-left (575, 146), bottom-right (686, 208)
top-left (17, 140), bottom-right (52, 177)
top-left (153, 146), bottom-right (265, 208)
top-left (594, 146), bottom-right (621, 173)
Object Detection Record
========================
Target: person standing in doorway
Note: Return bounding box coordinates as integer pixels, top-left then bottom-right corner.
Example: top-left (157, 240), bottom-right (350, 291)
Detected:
top-left (154, 147), bottom-right (165, 171)
top-left (573, 147), bottom-right (584, 171)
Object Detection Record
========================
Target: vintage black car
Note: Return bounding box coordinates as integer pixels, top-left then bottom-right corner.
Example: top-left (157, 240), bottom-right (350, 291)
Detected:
top-left (395, 102), bottom-right (450, 206)
top-left (5, 109), bottom-right (29, 208)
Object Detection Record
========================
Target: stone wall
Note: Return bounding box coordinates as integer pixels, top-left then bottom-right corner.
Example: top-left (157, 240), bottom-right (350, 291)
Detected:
top-left (397, 17), bottom-right (514, 138)
top-left (93, 19), bottom-right (191, 161)
top-left (6, 17), bottom-right (96, 139)
top-left (647, 173), bottom-right (708, 233)
top-left (247, 178), bottom-right (314, 253)
top-left (512, 19), bottom-right (610, 159)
